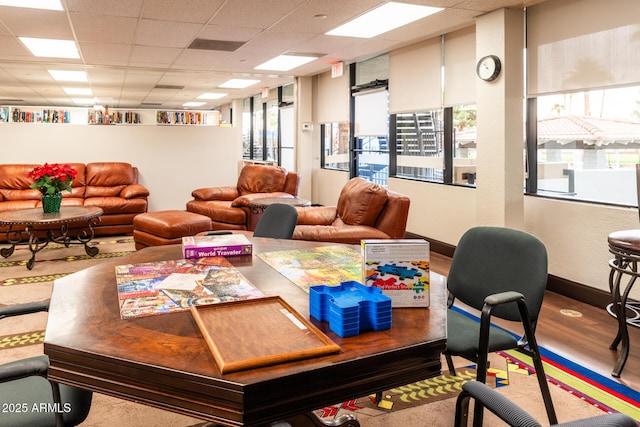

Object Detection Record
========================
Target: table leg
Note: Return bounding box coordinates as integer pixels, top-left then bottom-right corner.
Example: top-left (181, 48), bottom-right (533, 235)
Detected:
top-left (277, 412), bottom-right (359, 427)
top-left (0, 225), bottom-right (21, 258)
top-left (77, 216), bottom-right (100, 257)
top-left (26, 225), bottom-right (50, 270)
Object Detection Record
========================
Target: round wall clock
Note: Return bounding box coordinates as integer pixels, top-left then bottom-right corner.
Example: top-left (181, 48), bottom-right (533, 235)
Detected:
top-left (476, 55), bottom-right (501, 81)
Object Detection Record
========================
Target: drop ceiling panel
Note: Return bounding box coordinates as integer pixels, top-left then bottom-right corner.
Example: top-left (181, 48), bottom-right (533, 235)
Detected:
top-left (70, 14), bottom-right (139, 44)
top-left (140, 0), bottom-right (226, 24)
top-left (79, 42), bottom-right (132, 67)
top-left (210, 0), bottom-right (308, 29)
top-left (0, 8), bottom-right (72, 39)
top-left (128, 45), bottom-right (182, 67)
top-left (134, 19), bottom-right (204, 48)
top-left (65, 0), bottom-right (144, 17)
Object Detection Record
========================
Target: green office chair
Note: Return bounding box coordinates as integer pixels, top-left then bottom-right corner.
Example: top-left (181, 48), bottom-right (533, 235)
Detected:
top-left (0, 302), bottom-right (93, 427)
top-left (253, 203), bottom-right (298, 239)
top-left (444, 226), bottom-right (557, 426)
top-left (455, 381), bottom-right (636, 427)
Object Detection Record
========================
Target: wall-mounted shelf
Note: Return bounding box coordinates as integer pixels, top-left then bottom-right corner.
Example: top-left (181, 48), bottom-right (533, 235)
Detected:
top-left (88, 109), bottom-right (142, 125)
top-left (156, 110), bottom-right (220, 126)
top-left (5, 107), bottom-right (74, 124)
top-left (0, 106), bottom-right (222, 127)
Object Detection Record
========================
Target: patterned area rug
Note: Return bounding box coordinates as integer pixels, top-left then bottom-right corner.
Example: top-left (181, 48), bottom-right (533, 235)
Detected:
top-left (0, 237), bottom-right (135, 349)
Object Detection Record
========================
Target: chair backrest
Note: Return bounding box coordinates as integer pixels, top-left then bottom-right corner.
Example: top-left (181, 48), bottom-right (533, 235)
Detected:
top-left (253, 203), bottom-right (298, 239)
top-left (447, 226), bottom-right (548, 322)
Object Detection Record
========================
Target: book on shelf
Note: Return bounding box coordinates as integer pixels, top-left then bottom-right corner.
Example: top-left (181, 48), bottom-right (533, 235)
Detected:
top-left (115, 257), bottom-right (263, 319)
top-left (182, 233), bottom-right (253, 259)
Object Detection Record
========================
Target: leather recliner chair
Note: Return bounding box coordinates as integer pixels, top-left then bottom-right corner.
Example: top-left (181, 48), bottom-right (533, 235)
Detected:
top-left (293, 177), bottom-right (410, 244)
top-left (186, 164), bottom-right (301, 231)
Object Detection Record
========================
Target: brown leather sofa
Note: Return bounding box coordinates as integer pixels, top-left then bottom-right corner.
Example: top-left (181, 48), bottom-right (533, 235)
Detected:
top-left (186, 164), bottom-right (301, 231)
top-left (293, 177), bottom-right (410, 244)
top-left (0, 162), bottom-right (149, 238)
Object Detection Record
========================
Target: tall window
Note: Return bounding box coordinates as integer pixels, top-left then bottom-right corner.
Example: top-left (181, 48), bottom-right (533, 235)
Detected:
top-left (394, 109), bottom-right (444, 182)
top-left (526, 0), bottom-right (640, 206)
top-left (321, 122), bottom-right (350, 170)
top-left (533, 86), bottom-right (640, 205)
top-left (352, 55), bottom-right (389, 185)
top-left (252, 94), bottom-right (264, 160)
top-left (265, 98), bottom-right (278, 162)
top-left (452, 104), bottom-right (477, 186)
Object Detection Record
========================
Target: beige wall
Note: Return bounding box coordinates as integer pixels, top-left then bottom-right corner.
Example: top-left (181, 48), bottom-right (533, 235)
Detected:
top-left (1, 122), bottom-right (242, 213)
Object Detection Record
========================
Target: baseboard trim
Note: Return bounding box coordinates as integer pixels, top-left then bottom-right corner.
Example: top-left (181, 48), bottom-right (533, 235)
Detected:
top-left (405, 231), bottom-right (611, 309)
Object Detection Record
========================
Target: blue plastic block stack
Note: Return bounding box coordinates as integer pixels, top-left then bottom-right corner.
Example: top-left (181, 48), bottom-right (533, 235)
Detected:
top-left (309, 281), bottom-right (392, 337)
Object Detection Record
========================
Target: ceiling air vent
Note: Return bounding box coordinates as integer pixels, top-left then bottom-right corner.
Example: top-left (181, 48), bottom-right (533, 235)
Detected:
top-left (153, 85), bottom-right (185, 90)
top-left (188, 38), bottom-right (245, 52)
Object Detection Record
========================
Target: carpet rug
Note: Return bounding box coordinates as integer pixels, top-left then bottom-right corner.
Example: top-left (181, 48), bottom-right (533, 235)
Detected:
top-left (314, 365), bottom-right (497, 420)
top-left (0, 238), bottom-right (636, 426)
top-left (0, 237), bottom-right (135, 351)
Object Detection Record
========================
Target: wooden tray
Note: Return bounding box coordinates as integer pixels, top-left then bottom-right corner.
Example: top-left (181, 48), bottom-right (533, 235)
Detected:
top-left (191, 296), bottom-right (340, 373)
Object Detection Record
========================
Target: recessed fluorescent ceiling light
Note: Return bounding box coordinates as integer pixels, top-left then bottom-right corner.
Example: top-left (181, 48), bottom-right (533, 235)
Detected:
top-left (0, 0), bottom-right (62, 10)
top-left (326, 2), bottom-right (443, 38)
top-left (218, 79), bottom-right (260, 89)
top-left (63, 88), bottom-right (92, 95)
top-left (72, 98), bottom-right (96, 105)
top-left (49, 70), bottom-right (87, 82)
top-left (183, 102), bottom-right (207, 107)
top-left (20, 37), bottom-right (79, 58)
top-left (197, 92), bottom-right (227, 100)
top-left (255, 55), bottom-right (317, 71)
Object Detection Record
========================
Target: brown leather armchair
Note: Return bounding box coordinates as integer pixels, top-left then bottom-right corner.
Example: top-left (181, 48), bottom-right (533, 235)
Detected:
top-left (186, 164), bottom-right (301, 231)
top-left (293, 177), bottom-right (410, 244)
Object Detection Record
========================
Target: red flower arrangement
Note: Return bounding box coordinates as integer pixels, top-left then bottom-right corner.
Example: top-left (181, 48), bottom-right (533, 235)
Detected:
top-left (27, 163), bottom-right (78, 195)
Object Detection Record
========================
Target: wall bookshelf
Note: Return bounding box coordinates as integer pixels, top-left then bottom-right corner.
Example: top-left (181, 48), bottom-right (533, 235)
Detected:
top-left (88, 108), bottom-right (142, 125)
top-left (156, 110), bottom-right (220, 126)
top-left (0, 106), bottom-right (222, 127)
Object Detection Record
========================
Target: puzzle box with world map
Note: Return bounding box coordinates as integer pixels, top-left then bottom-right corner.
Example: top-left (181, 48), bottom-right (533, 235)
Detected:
top-left (361, 239), bottom-right (430, 308)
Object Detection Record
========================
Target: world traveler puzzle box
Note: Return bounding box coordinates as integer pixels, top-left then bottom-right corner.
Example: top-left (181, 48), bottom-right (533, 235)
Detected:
top-left (361, 239), bottom-right (430, 308)
top-left (182, 234), bottom-right (253, 259)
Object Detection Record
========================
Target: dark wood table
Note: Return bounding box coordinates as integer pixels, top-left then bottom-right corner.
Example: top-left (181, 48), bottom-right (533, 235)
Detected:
top-left (44, 237), bottom-right (447, 426)
top-left (0, 206), bottom-right (102, 269)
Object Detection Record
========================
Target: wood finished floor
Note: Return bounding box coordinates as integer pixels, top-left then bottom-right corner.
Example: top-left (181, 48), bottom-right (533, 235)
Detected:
top-left (429, 252), bottom-right (640, 392)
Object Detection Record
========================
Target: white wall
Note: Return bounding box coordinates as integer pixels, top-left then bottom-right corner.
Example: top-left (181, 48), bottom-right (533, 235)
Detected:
top-left (1, 123), bottom-right (242, 212)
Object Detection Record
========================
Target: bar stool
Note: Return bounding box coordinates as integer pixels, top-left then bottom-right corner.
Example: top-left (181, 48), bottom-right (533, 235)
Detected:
top-left (607, 229), bottom-right (640, 377)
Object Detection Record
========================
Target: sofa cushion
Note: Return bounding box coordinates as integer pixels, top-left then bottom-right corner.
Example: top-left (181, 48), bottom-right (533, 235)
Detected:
top-left (85, 162), bottom-right (136, 197)
top-left (186, 200), bottom-right (247, 225)
top-left (336, 178), bottom-right (388, 226)
top-left (237, 165), bottom-right (287, 195)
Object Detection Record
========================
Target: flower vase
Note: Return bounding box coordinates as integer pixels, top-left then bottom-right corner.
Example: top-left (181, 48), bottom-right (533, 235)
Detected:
top-left (42, 193), bottom-right (63, 213)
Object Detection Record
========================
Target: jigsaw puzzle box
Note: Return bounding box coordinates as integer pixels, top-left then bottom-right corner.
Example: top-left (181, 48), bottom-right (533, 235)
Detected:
top-left (361, 239), bottom-right (430, 308)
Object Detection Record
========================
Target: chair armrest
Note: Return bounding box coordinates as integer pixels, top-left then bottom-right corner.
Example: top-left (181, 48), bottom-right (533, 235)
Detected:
top-left (0, 300), bottom-right (49, 320)
top-left (457, 381), bottom-right (637, 427)
top-left (456, 381), bottom-right (538, 427)
top-left (296, 206), bottom-right (338, 225)
top-left (120, 184), bottom-right (150, 199)
top-left (0, 356), bottom-right (49, 383)
top-left (192, 186), bottom-right (238, 201)
top-left (484, 291), bottom-right (524, 306)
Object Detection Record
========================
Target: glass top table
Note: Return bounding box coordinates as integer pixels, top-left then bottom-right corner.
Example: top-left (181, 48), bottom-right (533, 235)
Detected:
top-left (0, 206), bottom-right (103, 269)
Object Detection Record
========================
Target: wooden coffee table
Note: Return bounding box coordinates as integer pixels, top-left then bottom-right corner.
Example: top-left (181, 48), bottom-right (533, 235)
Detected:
top-left (44, 237), bottom-right (447, 426)
top-left (0, 206), bottom-right (103, 269)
